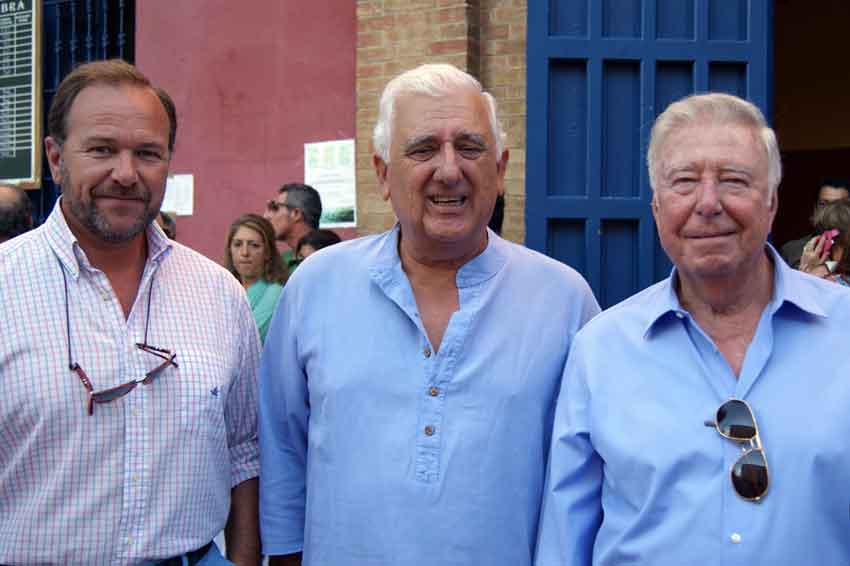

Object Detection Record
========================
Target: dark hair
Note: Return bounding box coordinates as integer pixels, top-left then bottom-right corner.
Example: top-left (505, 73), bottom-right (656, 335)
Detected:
top-left (488, 194), bottom-right (505, 235)
top-left (0, 185), bottom-right (34, 241)
top-left (296, 229), bottom-right (342, 257)
top-left (280, 183), bottom-right (322, 229)
top-left (48, 59), bottom-right (177, 152)
top-left (812, 200), bottom-right (850, 276)
top-left (157, 211), bottom-right (177, 239)
top-left (816, 177), bottom-right (850, 202)
top-left (225, 214), bottom-right (288, 285)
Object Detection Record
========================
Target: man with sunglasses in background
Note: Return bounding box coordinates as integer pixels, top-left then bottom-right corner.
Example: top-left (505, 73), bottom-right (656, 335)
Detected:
top-left (0, 60), bottom-right (261, 565)
top-left (263, 182), bottom-right (322, 272)
top-left (535, 93), bottom-right (850, 565)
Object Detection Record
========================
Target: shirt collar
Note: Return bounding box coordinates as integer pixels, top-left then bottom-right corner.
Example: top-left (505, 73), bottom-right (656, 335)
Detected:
top-left (43, 197), bottom-right (172, 279)
top-left (643, 243), bottom-right (827, 338)
top-left (369, 224), bottom-right (508, 289)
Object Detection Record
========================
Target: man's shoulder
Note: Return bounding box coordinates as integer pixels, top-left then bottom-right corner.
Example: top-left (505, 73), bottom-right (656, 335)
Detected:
top-left (0, 227), bottom-right (54, 280)
top-left (290, 232), bottom-right (387, 277)
top-left (783, 263), bottom-right (850, 313)
top-left (576, 278), bottom-right (668, 339)
top-left (497, 237), bottom-right (595, 294)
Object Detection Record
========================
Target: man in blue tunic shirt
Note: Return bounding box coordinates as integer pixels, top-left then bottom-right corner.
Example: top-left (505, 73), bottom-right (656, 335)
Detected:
top-left (259, 63), bottom-right (600, 566)
top-left (535, 93), bottom-right (850, 565)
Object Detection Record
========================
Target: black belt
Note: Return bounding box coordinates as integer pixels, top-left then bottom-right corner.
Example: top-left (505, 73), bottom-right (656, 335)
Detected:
top-left (158, 541), bottom-right (214, 566)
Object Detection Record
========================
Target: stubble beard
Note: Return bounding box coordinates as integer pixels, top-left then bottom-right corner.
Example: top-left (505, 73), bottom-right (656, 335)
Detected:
top-left (61, 162), bottom-right (159, 243)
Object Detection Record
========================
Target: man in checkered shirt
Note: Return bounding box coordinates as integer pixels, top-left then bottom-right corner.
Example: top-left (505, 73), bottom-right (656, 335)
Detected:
top-left (0, 60), bottom-right (261, 565)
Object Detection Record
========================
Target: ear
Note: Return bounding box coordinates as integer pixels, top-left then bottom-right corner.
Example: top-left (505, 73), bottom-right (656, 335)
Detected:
top-left (766, 188), bottom-right (779, 230)
top-left (373, 153), bottom-right (391, 201)
top-left (44, 137), bottom-right (64, 186)
top-left (495, 149), bottom-right (509, 196)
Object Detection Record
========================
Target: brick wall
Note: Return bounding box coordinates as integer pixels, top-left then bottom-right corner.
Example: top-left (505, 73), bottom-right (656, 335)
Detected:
top-left (355, 0), bottom-right (527, 243)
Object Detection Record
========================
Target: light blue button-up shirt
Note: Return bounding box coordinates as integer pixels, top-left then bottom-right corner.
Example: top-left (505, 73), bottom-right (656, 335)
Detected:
top-left (535, 245), bottom-right (850, 566)
top-left (259, 225), bottom-right (599, 565)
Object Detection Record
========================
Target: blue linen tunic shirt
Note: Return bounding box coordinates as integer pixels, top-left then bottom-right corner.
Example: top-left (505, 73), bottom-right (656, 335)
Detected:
top-left (259, 226), bottom-right (600, 565)
top-left (535, 245), bottom-right (850, 566)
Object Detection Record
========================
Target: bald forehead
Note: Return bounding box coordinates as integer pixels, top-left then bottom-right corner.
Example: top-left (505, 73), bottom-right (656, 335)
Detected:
top-left (0, 185), bottom-right (23, 205)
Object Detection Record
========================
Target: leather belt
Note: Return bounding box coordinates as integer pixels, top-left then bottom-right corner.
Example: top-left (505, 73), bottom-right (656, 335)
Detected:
top-left (158, 541), bottom-right (214, 566)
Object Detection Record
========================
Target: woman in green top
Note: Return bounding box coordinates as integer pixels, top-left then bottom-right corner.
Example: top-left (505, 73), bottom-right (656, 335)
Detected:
top-left (224, 214), bottom-right (289, 342)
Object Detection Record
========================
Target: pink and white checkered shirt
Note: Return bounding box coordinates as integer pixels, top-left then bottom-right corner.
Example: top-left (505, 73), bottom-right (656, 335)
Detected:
top-left (0, 201), bottom-right (261, 565)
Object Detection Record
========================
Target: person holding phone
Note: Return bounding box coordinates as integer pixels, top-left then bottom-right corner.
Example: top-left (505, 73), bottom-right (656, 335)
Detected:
top-left (799, 199), bottom-right (850, 285)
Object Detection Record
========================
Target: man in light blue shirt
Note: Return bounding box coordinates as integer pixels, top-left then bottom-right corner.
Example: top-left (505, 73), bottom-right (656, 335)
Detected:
top-left (535, 93), bottom-right (850, 565)
top-left (259, 63), bottom-right (600, 566)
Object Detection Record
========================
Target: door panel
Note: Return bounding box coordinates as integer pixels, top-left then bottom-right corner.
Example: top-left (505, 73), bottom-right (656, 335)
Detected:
top-left (527, 0), bottom-right (773, 308)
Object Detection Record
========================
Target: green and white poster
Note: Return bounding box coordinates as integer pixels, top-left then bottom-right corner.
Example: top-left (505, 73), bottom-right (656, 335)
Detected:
top-left (305, 139), bottom-right (356, 228)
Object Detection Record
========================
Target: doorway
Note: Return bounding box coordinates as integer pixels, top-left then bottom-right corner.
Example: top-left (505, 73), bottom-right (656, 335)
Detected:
top-left (772, 0), bottom-right (850, 248)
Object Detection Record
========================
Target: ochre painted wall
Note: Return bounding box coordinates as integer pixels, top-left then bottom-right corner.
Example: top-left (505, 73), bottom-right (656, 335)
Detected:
top-left (136, 1), bottom-right (356, 261)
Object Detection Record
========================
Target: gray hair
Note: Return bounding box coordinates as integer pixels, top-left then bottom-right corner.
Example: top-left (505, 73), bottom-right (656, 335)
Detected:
top-left (372, 63), bottom-right (506, 162)
top-left (280, 183), bottom-right (322, 229)
top-left (647, 93), bottom-right (782, 198)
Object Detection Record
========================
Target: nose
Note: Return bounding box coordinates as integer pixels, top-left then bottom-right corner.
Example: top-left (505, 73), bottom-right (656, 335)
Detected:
top-left (694, 180), bottom-right (723, 217)
top-left (111, 151), bottom-right (139, 186)
top-left (238, 244), bottom-right (250, 257)
top-left (433, 143), bottom-right (461, 187)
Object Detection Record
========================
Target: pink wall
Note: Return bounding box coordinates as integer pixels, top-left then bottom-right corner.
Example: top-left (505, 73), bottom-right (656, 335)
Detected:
top-left (136, 1), bottom-right (356, 261)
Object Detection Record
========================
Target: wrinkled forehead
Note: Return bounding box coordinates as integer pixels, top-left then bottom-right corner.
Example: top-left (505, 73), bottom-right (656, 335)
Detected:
top-left (660, 120), bottom-right (767, 171)
top-left (392, 89), bottom-right (492, 143)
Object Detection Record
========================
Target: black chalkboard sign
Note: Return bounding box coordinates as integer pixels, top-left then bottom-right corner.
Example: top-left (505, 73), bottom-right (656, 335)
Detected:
top-left (0, 0), bottom-right (40, 188)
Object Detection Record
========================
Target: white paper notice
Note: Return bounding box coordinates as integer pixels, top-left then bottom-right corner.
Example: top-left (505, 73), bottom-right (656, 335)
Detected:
top-left (161, 174), bottom-right (194, 216)
top-left (304, 139), bottom-right (356, 228)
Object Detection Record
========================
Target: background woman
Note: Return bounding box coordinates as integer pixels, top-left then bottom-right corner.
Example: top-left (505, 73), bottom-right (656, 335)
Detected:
top-left (224, 214), bottom-right (288, 342)
top-left (798, 199), bottom-right (850, 286)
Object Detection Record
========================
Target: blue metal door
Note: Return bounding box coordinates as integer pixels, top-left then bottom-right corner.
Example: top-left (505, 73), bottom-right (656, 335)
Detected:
top-left (526, 1), bottom-right (773, 308)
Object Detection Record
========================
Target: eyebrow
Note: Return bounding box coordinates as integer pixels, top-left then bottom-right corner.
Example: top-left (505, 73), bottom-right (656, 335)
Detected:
top-left (664, 164), bottom-right (754, 176)
top-left (402, 132), bottom-right (488, 152)
top-left (80, 136), bottom-right (167, 151)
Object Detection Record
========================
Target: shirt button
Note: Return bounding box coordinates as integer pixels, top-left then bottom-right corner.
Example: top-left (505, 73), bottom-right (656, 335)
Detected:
top-left (424, 425), bottom-right (435, 436)
top-left (730, 532), bottom-right (742, 544)
top-left (132, 409), bottom-right (140, 417)
top-left (423, 346), bottom-right (432, 358)
top-left (127, 537), bottom-right (133, 545)
top-left (132, 475), bottom-right (140, 482)
top-left (428, 386), bottom-right (439, 397)
top-left (675, 312), bottom-right (685, 319)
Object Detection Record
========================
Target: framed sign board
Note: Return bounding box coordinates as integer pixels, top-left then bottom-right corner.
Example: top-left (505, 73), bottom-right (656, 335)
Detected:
top-left (0, 0), bottom-right (41, 189)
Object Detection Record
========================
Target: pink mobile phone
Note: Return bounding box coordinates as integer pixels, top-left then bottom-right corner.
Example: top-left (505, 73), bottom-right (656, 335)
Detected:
top-left (822, 229), bottom-right (840, 256)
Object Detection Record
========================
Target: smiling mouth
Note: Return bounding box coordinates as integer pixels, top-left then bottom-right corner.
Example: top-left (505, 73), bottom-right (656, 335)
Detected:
top-left (96, 195), bottom-right (144, 203)
top-left (688, 231), bottom-right (735, 239)
top-left (429, 196), bottom-right (467, 207)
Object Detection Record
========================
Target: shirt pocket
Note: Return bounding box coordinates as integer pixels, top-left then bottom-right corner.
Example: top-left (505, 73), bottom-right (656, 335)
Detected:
top-left (175, 350), bottom-right (230, 441)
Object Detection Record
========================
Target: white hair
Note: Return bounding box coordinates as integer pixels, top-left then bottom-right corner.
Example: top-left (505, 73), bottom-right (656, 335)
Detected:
top-left (372, 63), bottom-right (506, 162)
top-left (647, 93), bottom-right (782, 199)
